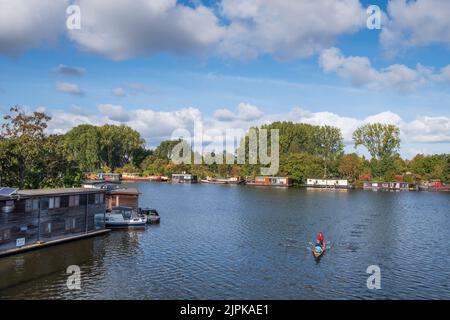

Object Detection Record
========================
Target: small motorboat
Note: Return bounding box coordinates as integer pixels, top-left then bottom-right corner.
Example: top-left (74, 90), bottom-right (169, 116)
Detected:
top-left (105, 206), bottom-right (147, 229)
top-left (139, 208), bottom-right (160, 224)
top-left (313, 243), bottom-right (325, 258)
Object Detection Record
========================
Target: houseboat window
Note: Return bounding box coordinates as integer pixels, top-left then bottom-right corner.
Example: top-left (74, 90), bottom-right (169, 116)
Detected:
top-left (1, 229), bottom-right (11, 241)
top-left (49, 197), bottom-right (61, 209)
top-left (24, 199), bottom-right (38, 212)
top-left (40, 197), bottom-right (49, 209)
top-left (45, 223), bottom-right (52, 234)
top-left (65, 218), bottom-right (76, 231)
top-left (32, 199), bottom-right (39, 210)
top-left (25, 199), bottom-right (33, 212)
top-left (94, 213), bottom-right (105, 230)
top-left (69, 195), bottom-right (80, 207)
top-left (88, 194), bottom-right (96, 204)
top-left (95, 193), bottom-right (104, 204)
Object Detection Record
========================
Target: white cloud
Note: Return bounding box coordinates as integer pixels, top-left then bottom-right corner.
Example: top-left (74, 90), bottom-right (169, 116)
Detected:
top-left (96, 104), bottom-right (202, 145)
top-left (214, 108), bottom-right (237, 122)
top-left (68, 0), bottom-right (224, 60)
top-left (319, 47), bottom-right (437, 91)
top-left (0, 0), bottom-right (68, 56)
top-left (219, 0), bottom-right (366, 60)
top-left (97, 104), bottom-right (129, 122)
top-left (381, 0), bottom-right (450, 56)
top-left (46, 102), bottom-right (450, 153)
top-left (0, 0), bottom-right (366, 61)
top-left (214, 102), bottom-right (264, 121)
top-left (56, 82), bottom-right (83, 95)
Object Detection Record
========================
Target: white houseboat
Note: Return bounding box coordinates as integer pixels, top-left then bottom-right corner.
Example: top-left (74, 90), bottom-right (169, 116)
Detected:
top-left (305, 178), bottom-right (351, 189)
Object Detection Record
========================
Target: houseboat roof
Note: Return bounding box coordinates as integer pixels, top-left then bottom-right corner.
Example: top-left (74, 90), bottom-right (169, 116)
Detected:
top-left (307, 178), bottom-right (348, 181)
top-left (107, 188), bottom-right (140, 195)
top-left (17, 188), bottom-right (107, 197)
top-left (82, 180), bottom-right (120, 185)
top-left (255, 176), bottom-right (289, 178)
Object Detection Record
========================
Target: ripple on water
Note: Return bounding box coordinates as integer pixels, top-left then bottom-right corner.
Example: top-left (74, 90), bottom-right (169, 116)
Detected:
top-left (1, 184), bottom-right (449, 299)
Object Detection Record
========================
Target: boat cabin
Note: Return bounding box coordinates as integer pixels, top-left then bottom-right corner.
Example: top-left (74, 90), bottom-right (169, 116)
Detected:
top-left (105, 188), bottom-right (140, 211)
top-left (171, 174), bottom-right (198, 183)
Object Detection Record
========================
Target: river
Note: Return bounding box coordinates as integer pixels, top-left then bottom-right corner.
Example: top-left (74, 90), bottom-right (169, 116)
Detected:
top-left (0, 182), bottom-right (449, 299)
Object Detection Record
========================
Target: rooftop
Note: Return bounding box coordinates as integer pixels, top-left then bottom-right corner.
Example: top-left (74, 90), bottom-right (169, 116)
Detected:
top-left (108, 188), bottom-right (140, 195)
top-left (17, 188), bottom-right (107, 197)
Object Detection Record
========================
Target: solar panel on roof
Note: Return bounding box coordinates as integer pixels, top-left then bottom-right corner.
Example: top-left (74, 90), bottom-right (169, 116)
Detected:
top-left (0, 187), bottom-right (18, 196)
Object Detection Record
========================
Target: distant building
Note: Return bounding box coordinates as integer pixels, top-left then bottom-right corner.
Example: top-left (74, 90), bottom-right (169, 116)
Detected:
top-left (171, 174), bottom-right (198, 183)
top-left (246, 176), bottom-right (292, 187)
top-left (0, 187), bottom-right (107, 255)
top-left (306, 178), bottom-right (350, 189)
top-left (363, 181), bottom-right (409, 190)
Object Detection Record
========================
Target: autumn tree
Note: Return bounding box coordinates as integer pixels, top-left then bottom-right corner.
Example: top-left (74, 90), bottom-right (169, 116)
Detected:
top-left (339, 153), bottom-right (363, 181)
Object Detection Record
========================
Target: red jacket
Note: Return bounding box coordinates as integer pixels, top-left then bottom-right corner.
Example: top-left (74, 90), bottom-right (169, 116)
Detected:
top-left (316, 233), bottom-right (324, 242)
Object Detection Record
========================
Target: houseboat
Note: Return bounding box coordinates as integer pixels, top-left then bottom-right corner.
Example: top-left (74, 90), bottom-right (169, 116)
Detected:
top-left (97, 173), bottom-right (121, 182)
top-left (246, 176), bottom-right (292, 187)
top-left (81, 180), bottom-right (121, 189)
top-left (105, 206), bottom-right (146, 229)
top-left (363, 181), bottom-right (410, 191)
top-left (305, 178), bottom-right (351, 189)
top-left (200, 177), bottom-right (244, 185)
top-left (171, 173), bottom-right (198, 183)
top-left (121, 173), bottom-right (163, 181)
top-left (0, 187), bottom-right (108, 257)
top-left (418, 180), bottom-right (450, 192)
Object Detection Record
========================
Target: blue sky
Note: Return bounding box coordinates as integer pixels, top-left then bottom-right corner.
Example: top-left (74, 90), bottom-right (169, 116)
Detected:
top-left (0, 0), bottom-right (449, 157)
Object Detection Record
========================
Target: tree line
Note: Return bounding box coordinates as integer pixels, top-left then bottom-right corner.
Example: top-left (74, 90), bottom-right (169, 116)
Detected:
top-left (1, 107), bottom-right (448, 189)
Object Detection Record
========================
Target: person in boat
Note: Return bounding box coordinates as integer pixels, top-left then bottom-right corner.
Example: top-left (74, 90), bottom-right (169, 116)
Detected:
top-left (316, 231), bottom-right (325, 247)
top-left (315, 241), bottom-right (323, 254)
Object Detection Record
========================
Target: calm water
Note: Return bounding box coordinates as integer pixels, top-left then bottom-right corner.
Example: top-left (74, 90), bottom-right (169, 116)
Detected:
top-left (0, 182), bottom-right (449, 299)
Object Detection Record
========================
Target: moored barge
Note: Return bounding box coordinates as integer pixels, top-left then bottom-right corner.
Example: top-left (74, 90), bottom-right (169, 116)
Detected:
top-left (245, 176), bottom-right (292, 187)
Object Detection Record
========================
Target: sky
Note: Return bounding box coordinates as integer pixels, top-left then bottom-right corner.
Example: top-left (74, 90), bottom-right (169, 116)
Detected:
top-left (0, 0), bottom-right (449, 158)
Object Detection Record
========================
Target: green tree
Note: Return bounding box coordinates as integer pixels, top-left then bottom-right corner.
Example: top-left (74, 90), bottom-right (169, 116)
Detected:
top-left (314, 125), bottom-right (344, 178)
top-left (63, 124), bottom-right (101, 172)
top-left (352, 123), bottom-right (401, 160)
top-left (279, 153), bottom-right (324, 184)
top-left (154, 139), bottom-right (184, 160)
top-left (1, 106), bottom-right (51, 189)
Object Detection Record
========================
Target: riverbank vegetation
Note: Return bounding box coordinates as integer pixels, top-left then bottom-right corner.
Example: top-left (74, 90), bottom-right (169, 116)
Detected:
top-left (1, 107), bottom-right (448, 189)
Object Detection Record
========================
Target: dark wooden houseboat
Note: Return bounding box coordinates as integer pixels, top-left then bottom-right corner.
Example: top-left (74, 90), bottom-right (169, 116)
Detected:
top-left (0, 187), bottom-right (108, 256)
